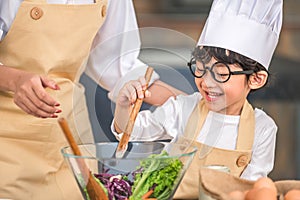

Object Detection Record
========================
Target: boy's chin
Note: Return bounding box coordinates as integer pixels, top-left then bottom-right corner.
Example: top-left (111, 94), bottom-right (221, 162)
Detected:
top-left (204, 101), bottom-right (227, 114)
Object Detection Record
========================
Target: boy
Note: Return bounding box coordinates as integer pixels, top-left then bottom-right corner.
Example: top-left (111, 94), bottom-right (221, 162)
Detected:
top-left (112, 0), bottom-right (283, 198)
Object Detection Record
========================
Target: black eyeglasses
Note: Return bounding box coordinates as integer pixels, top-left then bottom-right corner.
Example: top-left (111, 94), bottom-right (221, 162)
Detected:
top-left (187, 58), bottom-right (254, 83)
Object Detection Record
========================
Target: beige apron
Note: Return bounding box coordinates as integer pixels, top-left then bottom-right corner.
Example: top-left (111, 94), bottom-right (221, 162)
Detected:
top-left (174, 100), bottom-right (255, 199)
top-left (0, 0), bottom-right (107, 199)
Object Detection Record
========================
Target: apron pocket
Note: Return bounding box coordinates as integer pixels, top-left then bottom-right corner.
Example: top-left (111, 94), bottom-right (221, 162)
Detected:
top-left (0, 117), bottom-right (55, 142)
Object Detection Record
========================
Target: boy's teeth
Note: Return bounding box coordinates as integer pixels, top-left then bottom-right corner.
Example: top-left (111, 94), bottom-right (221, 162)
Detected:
top-left (208, 92), bottom-right (219, 96)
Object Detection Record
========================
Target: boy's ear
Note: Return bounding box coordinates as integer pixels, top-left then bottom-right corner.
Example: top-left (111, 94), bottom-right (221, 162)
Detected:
top-left (248, 71), bottom-right (268, 89)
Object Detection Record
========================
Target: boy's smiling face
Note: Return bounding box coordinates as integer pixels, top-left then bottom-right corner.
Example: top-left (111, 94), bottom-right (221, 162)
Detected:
top-left (195, 57), bottom-right (251, 115)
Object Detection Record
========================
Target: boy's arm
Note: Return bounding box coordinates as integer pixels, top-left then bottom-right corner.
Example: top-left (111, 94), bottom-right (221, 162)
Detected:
top-left (114, 79), bottom-right (185, 134)
top-left (113, 77), bottom-right (150, 134)
top-left (144, 80), bottom-right (186, 106)
top-left (113, 102), bottom-right (132, 134)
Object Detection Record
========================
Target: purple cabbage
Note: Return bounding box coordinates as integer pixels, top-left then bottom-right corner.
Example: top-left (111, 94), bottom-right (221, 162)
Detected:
top-left (94, 172), bottom-right (133, 200)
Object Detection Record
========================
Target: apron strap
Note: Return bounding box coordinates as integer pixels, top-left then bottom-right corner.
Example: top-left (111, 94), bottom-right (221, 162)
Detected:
top-left (183, 99), bottom-right (255, 151)
top-left (182, 100), bottom-right (208, 141)
top-left (236, 100), bottom-right (255, 150)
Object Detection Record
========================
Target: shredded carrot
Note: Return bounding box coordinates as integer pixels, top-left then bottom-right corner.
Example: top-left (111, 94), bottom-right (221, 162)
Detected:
top-left (144, 198), bottom-right (157, 200)
top-left (142, 189), bottom-right (154, 199)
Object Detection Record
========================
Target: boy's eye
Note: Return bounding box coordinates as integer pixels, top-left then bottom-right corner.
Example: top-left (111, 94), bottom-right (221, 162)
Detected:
top-left (218, 73), bottom-right (229, 77)
top-left (215, 73), bottom-right (230, 81)
top-left (212, 63), bottom-right (230, 80)
top-left (196, 67), bottom-right (205, 73)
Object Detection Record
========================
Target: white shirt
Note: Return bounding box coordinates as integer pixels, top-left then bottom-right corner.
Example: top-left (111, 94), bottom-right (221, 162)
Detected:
top-left (112, 92), bottom-right (278, 180)
top-left (0, 0), bottom-right (159, 101)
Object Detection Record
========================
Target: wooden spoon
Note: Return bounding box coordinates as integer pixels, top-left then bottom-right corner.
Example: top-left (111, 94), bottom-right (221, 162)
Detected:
top-left (58, 118), bottom-right (108, 200)
top-left (115, 66), bottom-right (154, 158)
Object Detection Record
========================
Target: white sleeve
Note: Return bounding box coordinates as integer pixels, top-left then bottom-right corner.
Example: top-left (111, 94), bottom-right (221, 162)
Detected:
top-left (0, 1), bottom-right (22, 41)
top-left (111, 93), bottom-right (201, 142)
top-left (85, 0), bottom-right (159, 102)
top-left (111, 96), bottom-right (182, 141)
top-left (240, 113), bottom-right (277, 180)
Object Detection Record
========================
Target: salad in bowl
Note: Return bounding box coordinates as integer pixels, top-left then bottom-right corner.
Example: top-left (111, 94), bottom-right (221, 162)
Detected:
top-left (61, 142), bottom-right (197, 200)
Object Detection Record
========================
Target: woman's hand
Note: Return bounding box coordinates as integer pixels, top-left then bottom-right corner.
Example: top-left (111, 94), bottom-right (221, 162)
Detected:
top-left (13, 71), bottom-right (61, 118)
top-left (116, 76), bottom-right (151, 107)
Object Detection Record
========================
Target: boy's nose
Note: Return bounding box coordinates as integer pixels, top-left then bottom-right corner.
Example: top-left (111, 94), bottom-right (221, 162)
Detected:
top-left (202, 71), bottom-right (217, 87)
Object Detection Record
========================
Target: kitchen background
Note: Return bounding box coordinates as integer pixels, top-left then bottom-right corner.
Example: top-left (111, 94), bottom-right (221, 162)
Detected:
top-left (80, 0), bottom-right (300, 181)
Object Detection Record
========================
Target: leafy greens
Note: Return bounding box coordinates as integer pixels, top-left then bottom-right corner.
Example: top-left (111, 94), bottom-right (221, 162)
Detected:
top-left (89, 150), bottom-right (183, 200)
top-left (130, 150), bottom-right (183, 200)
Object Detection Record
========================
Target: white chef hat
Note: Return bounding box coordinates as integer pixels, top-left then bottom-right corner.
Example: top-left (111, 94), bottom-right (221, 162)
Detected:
top-left (197, 0), bottom-right (283, 70)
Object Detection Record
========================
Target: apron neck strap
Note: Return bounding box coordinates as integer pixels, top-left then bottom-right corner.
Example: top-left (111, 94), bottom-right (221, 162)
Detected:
top-left (236, 100), bottom-right (255, 150)
top-left (183, 99), bottom-right (255, 150)
top-left (181, 100), bottom-right (208, 142)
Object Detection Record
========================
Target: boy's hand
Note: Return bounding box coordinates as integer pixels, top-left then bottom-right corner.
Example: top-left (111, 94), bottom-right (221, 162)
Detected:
top-left (114, 68), bottom-right (153, 134)
top-left (117, 76), bottom-right (151, 107)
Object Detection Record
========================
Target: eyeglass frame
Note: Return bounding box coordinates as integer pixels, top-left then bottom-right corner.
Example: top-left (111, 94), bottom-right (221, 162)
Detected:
top-left (187, 57), bottom-right (254, 83)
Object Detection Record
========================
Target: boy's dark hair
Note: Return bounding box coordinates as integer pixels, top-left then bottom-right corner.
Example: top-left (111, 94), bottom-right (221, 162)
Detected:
top-left (192, 46), bottom-right (270, 90)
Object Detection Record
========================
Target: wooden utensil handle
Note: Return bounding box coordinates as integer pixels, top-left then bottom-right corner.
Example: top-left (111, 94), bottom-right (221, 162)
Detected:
top-left (58, 118), bottom-right (89, 179)
top-left (59, 118), bottom-right (82, 156)
top-left (118, 67), bottom-right (154, 151)
top-left (144, 66), bottom-right (154, 86)
top-left (58, 118), bottom-right (108, 200)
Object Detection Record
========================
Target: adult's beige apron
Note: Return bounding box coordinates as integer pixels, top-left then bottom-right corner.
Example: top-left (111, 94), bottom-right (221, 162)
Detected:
top-left (0, 0), bottom-right (107, 199)
top-left (174, 100), bottom-right (255, 199)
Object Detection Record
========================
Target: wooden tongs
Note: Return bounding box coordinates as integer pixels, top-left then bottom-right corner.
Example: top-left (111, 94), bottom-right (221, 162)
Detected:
top-left (58, 118), bottom-right (108, 200)
top-left (115, 66), bottom-right (154, 158)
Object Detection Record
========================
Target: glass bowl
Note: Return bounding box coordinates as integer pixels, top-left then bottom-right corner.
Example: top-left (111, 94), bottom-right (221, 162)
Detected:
top-left (61, 142), bottom-right (197, 200)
